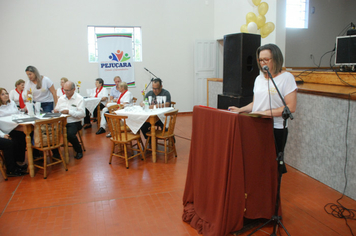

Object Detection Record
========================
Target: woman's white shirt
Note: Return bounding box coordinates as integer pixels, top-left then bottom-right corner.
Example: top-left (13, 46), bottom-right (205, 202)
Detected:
top-left (25, 76), bottom-right (54, 103)
top-left (0, 100), bottom-right (18, 117)
top-left (90, 87), bottom-right (108, 105)
top-left (9, 89), bottom-right (27, 106)
top-left (252, 71), bottom-right (297, 129)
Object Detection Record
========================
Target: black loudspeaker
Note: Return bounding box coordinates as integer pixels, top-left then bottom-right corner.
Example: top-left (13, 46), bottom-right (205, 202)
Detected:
top-left (222, 33), bottom-right (261, 97)
top-left (217, 94), bottom-right (253, 110)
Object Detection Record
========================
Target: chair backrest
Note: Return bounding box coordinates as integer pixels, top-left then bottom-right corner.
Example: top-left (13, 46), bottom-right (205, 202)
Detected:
top-left (105, 113), bottom-right (129, 142)
top-left (107, 104), bottom-right (124, 114)
top-left (161, 109), bottom-right (178, 136)
top-left (34, 117), bottom-right (66, 149)
top-left (171, 101), bottom-right (176, 108)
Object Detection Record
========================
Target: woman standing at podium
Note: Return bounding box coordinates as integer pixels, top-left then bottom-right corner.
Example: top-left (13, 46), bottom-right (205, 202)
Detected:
top-left (228, 43), bottom-right (297, 154)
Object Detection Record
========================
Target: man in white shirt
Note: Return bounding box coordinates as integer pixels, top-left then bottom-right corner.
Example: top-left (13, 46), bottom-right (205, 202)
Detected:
top-left (53, 81), bottom-right (86, 159)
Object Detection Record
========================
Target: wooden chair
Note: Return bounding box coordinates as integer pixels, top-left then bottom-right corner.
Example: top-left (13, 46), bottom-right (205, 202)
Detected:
top-left (145, 109), bottom-right (178, 163)
top-left (33, 117), bottom-right (68, 179)
top-left (132, 97), bottom-right (137, 104)
top-left (68, 126), bottom-right (86, 152)
top-left (105, 113), bottom-right (145, 169)
top-left (107, 104), bottom-right (124, 114)
top-left (171, 101), bottom-right (176, 108)
top-left (0, 151), bottom-right (7, 181)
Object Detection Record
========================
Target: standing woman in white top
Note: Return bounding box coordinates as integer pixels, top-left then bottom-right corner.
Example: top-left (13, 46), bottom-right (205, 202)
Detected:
top-left (9, 79), bottom-right (27, 110)
top-left (56, 77), bottom-right (68, 99)
top-left (228, 44), bottom-right (297, 155)
top-left (24, 66), bottom-right (58, 113)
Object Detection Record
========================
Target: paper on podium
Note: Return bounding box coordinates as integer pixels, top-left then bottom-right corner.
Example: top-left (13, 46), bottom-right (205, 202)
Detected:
top-left (239, 112), bottom-right (272, 119)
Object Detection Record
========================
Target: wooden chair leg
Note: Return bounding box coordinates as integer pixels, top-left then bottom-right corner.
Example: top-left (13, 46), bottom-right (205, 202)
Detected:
top-left (124, 144), bottom-right (129, 169)
top-left (109, 143), bottom-right (115, 164)
top-left (137, 139), bottom-right (145, 161)
top-left (164, 139), bottom-right (168, 163)
top-left (43, 152), bottom-right (47, 179)
top-left (58, 148), bottom-right (68, 171)
top-left (78, 130), bottom-right (86, 151)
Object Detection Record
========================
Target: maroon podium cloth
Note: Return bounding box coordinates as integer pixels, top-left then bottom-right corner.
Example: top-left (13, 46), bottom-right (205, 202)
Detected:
top-left (182, 106), bottom-right (278, 236)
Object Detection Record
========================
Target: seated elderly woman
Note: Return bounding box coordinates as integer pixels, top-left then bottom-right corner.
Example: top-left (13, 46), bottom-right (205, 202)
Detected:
top-left (83, 78), bottom-right (108, 129)
top-left (96, 82), bottom-right (133, 135)
top-left (0, 88), bottom-right (27, 176)
top-left (56, 77), bottom-right (68, 99)
top-left (9, 79), bottom-right (27, 110)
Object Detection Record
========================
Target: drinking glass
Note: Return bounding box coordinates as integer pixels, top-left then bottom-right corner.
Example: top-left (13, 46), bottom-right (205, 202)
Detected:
top-left (162, 96), bottom-right (166, 108)
top-left (148, 96), bottom-right (152, 105)
top-left (157, 96), bottom-right (162, 108)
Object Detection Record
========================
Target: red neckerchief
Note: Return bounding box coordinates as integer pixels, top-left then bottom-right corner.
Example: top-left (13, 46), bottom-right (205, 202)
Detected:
top-left (16, 88), bottom-right (25, 109)
top-left (117, 90), bottom-right (128, 104)
top-left (95, 86), bottom-right (103, 98)
top-left (61, 88), bottom-right (65, 95)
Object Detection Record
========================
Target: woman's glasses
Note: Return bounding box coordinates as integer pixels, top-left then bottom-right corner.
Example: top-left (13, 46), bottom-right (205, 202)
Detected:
top-left (258, 58), bottom-right (272, 64)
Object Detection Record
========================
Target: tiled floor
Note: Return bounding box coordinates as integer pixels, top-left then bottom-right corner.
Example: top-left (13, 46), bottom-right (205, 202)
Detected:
top-left (0, 113), bottom-right (355, 236)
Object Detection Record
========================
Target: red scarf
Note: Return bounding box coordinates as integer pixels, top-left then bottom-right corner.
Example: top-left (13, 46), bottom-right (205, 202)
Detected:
top-left (61, 88), bottom-right (65, 95)
top-left (95, 86), bottom-right (103, 98)
top-left (117, 90), bottom-right (128, 104)
top-left (16, 89), bottom-right (25, 109)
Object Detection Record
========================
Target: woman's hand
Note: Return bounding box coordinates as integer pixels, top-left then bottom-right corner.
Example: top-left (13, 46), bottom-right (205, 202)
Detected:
top-left (228, 106), bottom-right (240, 113)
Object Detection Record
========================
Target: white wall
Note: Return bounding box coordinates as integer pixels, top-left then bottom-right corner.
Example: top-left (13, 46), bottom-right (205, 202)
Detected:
top-left (0, 0), bottom-right (214, 112)
top-left (285, 0), bottom-right (356, 67)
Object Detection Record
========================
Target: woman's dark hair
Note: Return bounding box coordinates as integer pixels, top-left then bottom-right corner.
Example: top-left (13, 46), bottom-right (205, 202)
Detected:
top-left (25, 66), bottom-right (42, 89)
top-left (96, 78), bottom-right (104, 86)
top-left (256, 44), bottom-right (284, 76)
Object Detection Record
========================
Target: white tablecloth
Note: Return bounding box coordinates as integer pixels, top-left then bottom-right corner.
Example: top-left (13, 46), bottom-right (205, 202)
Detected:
top-left (114, 106), bottom-right (174, 134)
top-left (84, 97), bottom-right (101, 115)
top-left (0, 114), bottom-right (69, 134)
top-left (0, 116), bottom-right (20, 133)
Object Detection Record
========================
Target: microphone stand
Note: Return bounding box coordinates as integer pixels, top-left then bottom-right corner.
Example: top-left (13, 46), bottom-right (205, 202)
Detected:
top-left (143, 67), bottom-right (159, 91)
top-left (248, 69), bottom-right (292, 236)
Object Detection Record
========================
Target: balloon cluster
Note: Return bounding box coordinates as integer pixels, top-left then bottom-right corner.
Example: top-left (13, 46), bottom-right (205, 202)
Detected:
top-left (240, 0), bottom-right (275, 38)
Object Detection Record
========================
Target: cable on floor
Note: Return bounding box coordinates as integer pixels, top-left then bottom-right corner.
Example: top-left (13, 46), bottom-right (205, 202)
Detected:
top-left (324, 94), bottom-right (356, 236)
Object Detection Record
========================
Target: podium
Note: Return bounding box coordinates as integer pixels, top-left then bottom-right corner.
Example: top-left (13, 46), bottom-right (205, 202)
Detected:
top-left (182, 106), bottom-right (278, 236)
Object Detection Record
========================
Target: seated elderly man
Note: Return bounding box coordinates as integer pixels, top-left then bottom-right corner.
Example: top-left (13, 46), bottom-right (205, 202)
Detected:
top-left (140, 78), bottom-right (171, 139)
top-left (53, 81), bottom-right (85, 159)
top-left (96, 81), bottom-right (133, 135)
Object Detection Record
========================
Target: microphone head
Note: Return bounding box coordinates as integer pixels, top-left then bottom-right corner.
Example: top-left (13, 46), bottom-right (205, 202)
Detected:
top-left (144, 67), bottom-right (148, 71)
top-left (262, 65), bottom-right (269, 71)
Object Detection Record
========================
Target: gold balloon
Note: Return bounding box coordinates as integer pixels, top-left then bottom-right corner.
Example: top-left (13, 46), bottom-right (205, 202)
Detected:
top-left (252, 0), bottom-right (261, 6)
top-left (258, 2), bottom-right (269, 16)
top-left (256, 15), bottom-right (266, 29)
top-left (261, 22), bottom-right (274, 35)
top-left (246, 12), bottom-right (257, 24)
top-left (261, 33), bottom-right (269, 38)
top-left (240, 24), bottom-right (248, 33)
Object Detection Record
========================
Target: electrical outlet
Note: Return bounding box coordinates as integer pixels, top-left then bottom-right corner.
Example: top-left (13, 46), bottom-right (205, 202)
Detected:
top-left (310, 54), bottom-right (313, 59)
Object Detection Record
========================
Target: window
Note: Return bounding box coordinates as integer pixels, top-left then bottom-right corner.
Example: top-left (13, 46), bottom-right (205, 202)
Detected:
top-left (286, 0), bottom-right (309, 28)
top-left (88, 26), bottom-right (142, 63)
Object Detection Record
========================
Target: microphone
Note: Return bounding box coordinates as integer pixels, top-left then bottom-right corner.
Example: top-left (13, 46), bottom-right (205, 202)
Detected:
top-left (262, 65), bottom-right (269, 71)
top-left (144, 67), bottom-right (149, 71)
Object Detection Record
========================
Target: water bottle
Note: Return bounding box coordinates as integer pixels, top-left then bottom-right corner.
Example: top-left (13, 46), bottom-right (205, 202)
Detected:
top-left (144, 98), bottom-right (149, 112)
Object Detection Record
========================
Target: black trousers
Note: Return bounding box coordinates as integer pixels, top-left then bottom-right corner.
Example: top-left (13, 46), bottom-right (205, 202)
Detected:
top-left (0, 130), bottom-right (26, 172)
top-left (273, 128), bottom-right (288, 155)
top-left (84, 103), bottom-right (105, 124)
top-left (140, 120), bottom-right (164, 139)
top-left (53, 121), bottom-right (83, 155)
